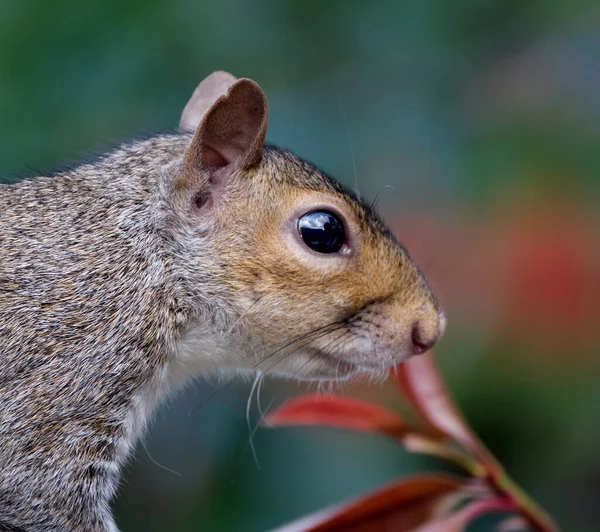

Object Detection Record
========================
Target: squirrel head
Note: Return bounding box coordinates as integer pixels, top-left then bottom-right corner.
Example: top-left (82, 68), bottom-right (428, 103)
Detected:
top-left (163, 71), bottom-right (445, 382)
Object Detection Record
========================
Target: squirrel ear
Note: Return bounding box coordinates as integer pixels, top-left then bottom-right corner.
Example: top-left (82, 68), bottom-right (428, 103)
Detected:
top-left (182, 74), bottom-right (269, 172)
top-left (179, 71), bottom-right (238, 134)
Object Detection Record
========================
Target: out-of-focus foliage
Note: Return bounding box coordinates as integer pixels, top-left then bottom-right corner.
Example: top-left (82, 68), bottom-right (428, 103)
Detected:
top-left (266, 355), bottom-right (557, 531)
top-left (1, 1), bottom-right (598, 531)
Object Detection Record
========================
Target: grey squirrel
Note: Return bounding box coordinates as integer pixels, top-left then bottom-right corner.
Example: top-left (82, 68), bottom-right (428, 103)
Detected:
top-left (0, 71), bottom-right (445, 531)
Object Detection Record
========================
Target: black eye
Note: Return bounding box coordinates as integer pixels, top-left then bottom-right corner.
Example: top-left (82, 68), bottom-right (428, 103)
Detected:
top-left (298, 211), bottom-right (346, 254)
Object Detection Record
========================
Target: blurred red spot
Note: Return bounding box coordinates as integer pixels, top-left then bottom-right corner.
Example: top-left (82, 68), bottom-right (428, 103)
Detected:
top-left (388, 198), bottom-right (599, 363)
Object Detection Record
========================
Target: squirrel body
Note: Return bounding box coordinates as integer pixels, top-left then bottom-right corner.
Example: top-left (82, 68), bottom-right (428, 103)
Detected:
top-left (0, 72), bottom-right (444, 530)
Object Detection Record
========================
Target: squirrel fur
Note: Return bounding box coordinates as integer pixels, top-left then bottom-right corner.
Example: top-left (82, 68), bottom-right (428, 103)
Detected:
top-left (0, 71), bottom-right (444, 531)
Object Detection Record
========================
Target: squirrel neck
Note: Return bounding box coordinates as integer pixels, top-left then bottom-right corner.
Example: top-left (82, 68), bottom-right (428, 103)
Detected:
top-left (0, 134), bottom-right (217, 530)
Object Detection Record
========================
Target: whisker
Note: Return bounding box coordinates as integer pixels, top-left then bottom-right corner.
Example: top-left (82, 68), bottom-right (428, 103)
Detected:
top-left (371, 184), bottom-right (396, 211)
top-left (254, 315), bottom-right (362, 377)
top-left (334, 334), bottom-right (354, 387)
top-left (141, 439), bottom-right (181, 478)
top-left (189, 319), bottom-right (353, 413)
top-left (256, 372), bottom-right (265, 421)
top-left (288, 329), bottom-right (351, 383)
top-left (239, 393), bottom-right (278, 468)
top-left (255, 325), bottom-right (349, 376)
top-left (253, 319), bottom-right (351, 371)
top-left (339, 100), bottom-right (359, 197)
top-left (325, 331), bottom-right (353, 389)
top-left (211, 296), bottom-right (268, 360)
top-left (246, 372), bottom-right (262, 469)
top-left (187, 297), bottom-right (268, 415)
top-left (370, 191), bottom-right (381, 211)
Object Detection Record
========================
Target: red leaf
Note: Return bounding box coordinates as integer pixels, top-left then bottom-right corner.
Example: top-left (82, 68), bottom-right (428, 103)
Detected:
top-left (264, 394), bottom-right (411, 440)
top-left (393, 354), bottom-right (503, 476)
top-left (496, 516), bottom-right (529, 531)
top-left (393, 354), bottom-right (473, 447)
top-left (272, 474), bottom-right (466, 532)
top-left (413, 497), bottom-right (518, 532)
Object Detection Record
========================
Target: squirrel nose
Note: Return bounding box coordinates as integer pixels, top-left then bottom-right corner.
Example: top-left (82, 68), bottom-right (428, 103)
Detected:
top-left (411, 309), bottom-right (446, 355)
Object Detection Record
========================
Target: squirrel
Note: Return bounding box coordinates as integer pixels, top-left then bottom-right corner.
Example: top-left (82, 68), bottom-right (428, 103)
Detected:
top-left (0, 71), bottom-right (445, 531)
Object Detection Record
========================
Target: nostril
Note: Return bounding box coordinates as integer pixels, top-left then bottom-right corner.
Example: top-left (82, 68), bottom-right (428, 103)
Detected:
top-left (411, 321), bottom-right (436, 355)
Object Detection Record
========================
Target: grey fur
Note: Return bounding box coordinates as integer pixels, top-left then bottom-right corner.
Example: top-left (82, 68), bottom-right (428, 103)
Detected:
top-left (0, 122), bottom-right (443, 529)
top-left (0, 135), bottom-right (199, 531)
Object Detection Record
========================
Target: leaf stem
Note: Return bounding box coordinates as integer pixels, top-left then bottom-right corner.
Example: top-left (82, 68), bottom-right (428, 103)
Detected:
top-left (495, 473), bottom-right (559, 532)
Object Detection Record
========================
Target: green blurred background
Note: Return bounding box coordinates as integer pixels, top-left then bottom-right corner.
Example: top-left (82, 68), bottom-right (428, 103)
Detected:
top-left (1, 1), bottom-right (599, 530)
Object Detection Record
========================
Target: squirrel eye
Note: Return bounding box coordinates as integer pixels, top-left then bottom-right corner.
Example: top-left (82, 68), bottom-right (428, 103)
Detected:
top-left (298, 211), bottom-right (345, 254)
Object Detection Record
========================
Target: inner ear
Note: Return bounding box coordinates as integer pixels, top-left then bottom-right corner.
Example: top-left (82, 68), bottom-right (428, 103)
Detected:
top-left (201, 146), bottom-right (230, 168)
top-left (185, 78), bottom-right (269, 173)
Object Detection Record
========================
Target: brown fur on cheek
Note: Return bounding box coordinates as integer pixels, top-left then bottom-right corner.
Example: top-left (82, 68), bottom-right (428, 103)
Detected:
top-left (207, 149), bottom-right (442, 378)
top-left (214, 183), bottom-right (403, 351)
top-left (214, 185), bottom-right (350, 346)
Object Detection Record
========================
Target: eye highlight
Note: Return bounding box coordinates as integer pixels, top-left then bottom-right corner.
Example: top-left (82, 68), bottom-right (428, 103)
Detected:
top-left (297, 211), bottom-right (345, 254)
